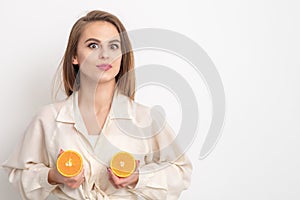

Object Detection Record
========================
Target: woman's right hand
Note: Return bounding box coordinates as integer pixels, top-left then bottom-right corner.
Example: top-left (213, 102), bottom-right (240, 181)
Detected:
top-left (48, 166), bottom-right (85, 189)
top-left (48, 149), bottom-right (85, 189)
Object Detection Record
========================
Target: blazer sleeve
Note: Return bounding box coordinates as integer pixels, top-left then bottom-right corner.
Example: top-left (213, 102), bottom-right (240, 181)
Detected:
top-left (2, 108), bottom-right (57, 200)
top-left (131, 119), bottom-right (193, 200)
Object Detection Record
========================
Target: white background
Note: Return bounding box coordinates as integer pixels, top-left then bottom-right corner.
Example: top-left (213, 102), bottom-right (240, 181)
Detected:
top-left (0, 0), bottom-right (300, 199)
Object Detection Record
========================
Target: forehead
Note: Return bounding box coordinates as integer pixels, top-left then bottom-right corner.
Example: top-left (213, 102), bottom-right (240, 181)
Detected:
top-left (80, 21), bottom-right (120, 42)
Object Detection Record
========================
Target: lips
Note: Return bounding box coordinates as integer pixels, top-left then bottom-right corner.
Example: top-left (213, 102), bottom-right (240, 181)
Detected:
top-left (96, 64), bottom-right (112, 71)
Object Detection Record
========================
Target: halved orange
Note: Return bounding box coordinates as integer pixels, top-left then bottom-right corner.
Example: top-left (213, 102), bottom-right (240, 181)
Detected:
top-left (56, 150), bottom-right (83, 177)
top-left (110, 152), bottom-right (136, 178)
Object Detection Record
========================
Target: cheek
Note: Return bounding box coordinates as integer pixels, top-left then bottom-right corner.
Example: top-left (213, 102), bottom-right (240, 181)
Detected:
top-left (112, 56), bottom-right (122, 68)
top-left (77, 50), bottom-right (98, 65)
top-left (110, 49), bottom-right (122, 62)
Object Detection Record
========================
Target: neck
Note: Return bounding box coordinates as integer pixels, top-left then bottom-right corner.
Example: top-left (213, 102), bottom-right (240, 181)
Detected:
top-left (78, 77), bottom-right (116, 113)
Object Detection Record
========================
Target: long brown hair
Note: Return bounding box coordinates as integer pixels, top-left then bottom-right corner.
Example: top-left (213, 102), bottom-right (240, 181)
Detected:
top-left (56, 10), bottom-right (135, 100)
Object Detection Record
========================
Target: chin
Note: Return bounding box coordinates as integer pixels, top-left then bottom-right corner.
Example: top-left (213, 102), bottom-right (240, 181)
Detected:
top-left (97, 75), bottom-right (116, 84)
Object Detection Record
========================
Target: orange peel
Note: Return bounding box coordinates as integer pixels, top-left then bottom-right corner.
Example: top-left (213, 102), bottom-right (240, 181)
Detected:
top-left (110, 151), bottom-right (136, 178)
top-left (56, 150), bottom-right (83, 177)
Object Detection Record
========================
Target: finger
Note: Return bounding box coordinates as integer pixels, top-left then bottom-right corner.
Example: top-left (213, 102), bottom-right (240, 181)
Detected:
top-left (57, 149), bottom-right (64, 159)
top-left (78, 167), bottom-right (85, 176)
top-left (110, 179), bottom-right (120, 189)
top-left (108, 168), bottom-right (120, 183)
top-left (118, 177), bottom-right (134, 188)
top-left (107, 168), bottom-right (112, 178)
top-left (118, 166), bottom-right (139, 187)
top-left (107, 168), bottom-right (119, 188)
top-left (80, 168), bottom-right (85, 179)
top-left (66, 182), bottom-right (79, 189)
top-left (110, 171), bottom-right (122, 184)
top-left (70, 176), bottom-right (85, 189)
top-left (81, 177), bottom-right (85, 184)
top-left (135, 160), bottom-right (140, 171)
top-left (108, 168), bottom-right (130, 188)
top-left (59, 149), bottom-right (64, 155)
top-left (72, 167), bottom-right (85, 181)
top-left (72, 182), bottom-right (82, 189)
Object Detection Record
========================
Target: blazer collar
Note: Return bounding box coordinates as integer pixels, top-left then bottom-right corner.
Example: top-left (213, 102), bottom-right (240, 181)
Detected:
top-left (55, 90), bottom-right (133, 123)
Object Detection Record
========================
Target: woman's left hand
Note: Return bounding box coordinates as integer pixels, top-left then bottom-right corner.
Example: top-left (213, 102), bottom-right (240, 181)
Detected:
top-left (107, 160), bottom-right (140, 189)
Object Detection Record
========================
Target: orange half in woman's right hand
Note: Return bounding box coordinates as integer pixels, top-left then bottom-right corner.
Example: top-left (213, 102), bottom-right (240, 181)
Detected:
top-left (56, 150), bottom-right (83, 177)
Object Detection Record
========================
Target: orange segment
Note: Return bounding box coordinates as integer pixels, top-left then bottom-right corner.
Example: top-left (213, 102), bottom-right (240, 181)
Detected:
top-left (56, 150), bottom-right (83, 177)
top-left (110, 152), bottom-right (136, 178)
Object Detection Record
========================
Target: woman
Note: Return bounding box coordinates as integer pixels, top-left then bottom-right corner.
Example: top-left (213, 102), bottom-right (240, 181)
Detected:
top-left (2, 10), bottom-right (192, 199)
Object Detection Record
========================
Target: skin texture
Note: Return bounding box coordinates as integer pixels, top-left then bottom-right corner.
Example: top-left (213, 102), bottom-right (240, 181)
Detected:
top-left (73, 21), bottom-right (122, 85)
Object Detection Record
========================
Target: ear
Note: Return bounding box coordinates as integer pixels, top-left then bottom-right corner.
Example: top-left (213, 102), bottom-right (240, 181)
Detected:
top-left (72, 56), bottom-right (79, 65)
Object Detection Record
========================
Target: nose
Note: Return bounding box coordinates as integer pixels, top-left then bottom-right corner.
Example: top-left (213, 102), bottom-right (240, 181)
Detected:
top-left (98, 46), bottom-right (109, 60)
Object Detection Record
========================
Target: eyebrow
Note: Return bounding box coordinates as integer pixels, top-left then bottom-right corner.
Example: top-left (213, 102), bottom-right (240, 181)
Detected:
top-left (84, 38), bottom-right (121, 44)
top-left (108, 39), bottom-right (121, 44)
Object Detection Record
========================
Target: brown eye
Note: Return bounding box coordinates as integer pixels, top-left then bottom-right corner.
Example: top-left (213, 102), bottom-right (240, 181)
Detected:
top-left (110, 44), bottom-right (119, 50)
top-left (88, 43), bottom-right (99, 49)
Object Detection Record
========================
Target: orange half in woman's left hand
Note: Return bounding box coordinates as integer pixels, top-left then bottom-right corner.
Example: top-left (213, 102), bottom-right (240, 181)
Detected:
top-left (110, 151), bottom-right (136, 178)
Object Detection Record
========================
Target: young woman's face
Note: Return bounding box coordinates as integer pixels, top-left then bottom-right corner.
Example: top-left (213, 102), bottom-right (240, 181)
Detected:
top-left (73, 21), bottom-right (122, 85)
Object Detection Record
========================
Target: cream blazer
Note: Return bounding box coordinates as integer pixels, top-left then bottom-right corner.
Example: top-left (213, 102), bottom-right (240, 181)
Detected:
top-left (2, 91), bottom-right (192, 200)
